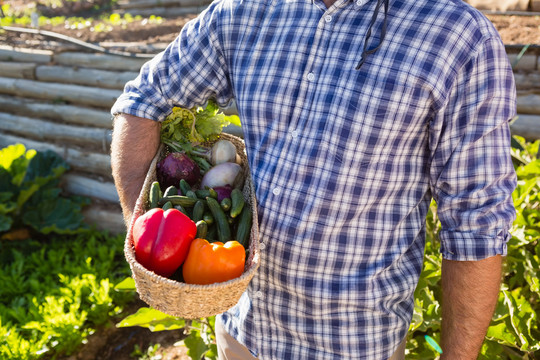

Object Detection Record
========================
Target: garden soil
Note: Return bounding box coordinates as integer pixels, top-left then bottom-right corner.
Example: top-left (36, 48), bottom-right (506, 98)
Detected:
top-left (2, 3), bottom-right (539, 360)
top-left (1, 11), bottom-right (540, 50)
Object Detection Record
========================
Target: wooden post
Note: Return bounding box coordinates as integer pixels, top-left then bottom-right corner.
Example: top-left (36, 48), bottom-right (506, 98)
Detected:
top-left (62, 173), bottom-right (119, 203)
top-left (0, 77), bottom-right (121, 108)
top-left (517, 93), bottom-right (540, 115)
top-left (0, 95), bottom-right (113, 128)
top-left (514, 72), bottom-right (540, 91)
top-left (35, 65), bottom-right (138, 90)
top-left (0, 112), bottom-right (112, 150)
top-left (511, 114), bottom-right (540, 141)
top-left (82, 205), bottom-right (126, 234)
top-left (0, 62), bottom-right (36, 79)
top-left (53, 52), bottom-right (149, 72)
top-left (0, 46), bottom-right (52, 63)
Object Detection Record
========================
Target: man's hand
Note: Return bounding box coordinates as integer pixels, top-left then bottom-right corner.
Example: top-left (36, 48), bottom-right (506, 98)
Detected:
top-left (440, 255), bottom-right (503, 359)
top-left (111, 113), bottom-right (161, 226)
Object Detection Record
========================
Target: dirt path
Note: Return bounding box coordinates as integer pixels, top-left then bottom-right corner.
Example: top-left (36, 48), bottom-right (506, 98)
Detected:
top-left (2, 9), bottom-right (539, 51)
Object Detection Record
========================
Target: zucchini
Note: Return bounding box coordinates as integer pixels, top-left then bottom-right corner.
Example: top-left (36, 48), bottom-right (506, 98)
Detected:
top-left (149, 181), bottom-right (161, 209)
top-left (230, 188), bottom-right (245, 218)
top-left (192, 200), bottom-right (205, 222)
top-left (206, 197), bottom-right (231, 242)
top-left (195, 220), bottom-right (208, 239)
top-left (179, 179), bottom-right (191, 195)
top-left (236, 205), bottom-right (252, 248)
top-left (159, 195), bottom-right (197, 207)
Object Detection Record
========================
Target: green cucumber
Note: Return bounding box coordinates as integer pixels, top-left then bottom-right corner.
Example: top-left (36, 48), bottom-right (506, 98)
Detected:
top-left (230, 188), bottom-right (245, 218)
top-left (163, 185), bottom-right (178, 197)
top-left (149, 181), bottom-right (161, 209)
top-left (192, 200), bottom-right (205, 222)
top-left (174, 204), bottom-right (188, 215)
top-left (203, 212), bottom-right (214, 225)
top-left (179, 179), bottom-right (191, 195)
top-left (208, 188), bottom-right (218, 199)
top-left (221, 197), bottom-right (232, 212)
top-left (159, 195), bottom-right (197, 207)
top-left (195, 220), bottom-right (208, 239)
top-left (186, 190), bottom-right (198, 200)
top-left (195, 189), bottom-right (212, 199)
top-left (206, 224), bottom-right (217, 241)
top-left (206, 197), bottom-right (231, 242)
top-left (236, 205), bottom-right (252, 248)
top-left (162, 201), bottom-right (173, 210)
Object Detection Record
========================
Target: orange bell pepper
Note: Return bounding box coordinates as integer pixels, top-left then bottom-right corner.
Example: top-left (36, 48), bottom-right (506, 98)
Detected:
top-left (182, 238), bottom-right (246, 285)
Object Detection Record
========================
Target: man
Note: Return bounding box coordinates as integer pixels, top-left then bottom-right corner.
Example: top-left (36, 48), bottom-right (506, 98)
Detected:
top-left (110, 0), bottom-right (517, 357)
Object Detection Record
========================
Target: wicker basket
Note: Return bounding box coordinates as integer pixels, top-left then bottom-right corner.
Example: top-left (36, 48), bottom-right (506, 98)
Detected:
top-left (124, 133), bottom-right (260, 319)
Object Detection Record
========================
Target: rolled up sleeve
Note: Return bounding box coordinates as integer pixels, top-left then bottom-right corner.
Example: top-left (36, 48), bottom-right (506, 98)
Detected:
top-left (111, 0), bottom-right (234, 121)
top-left (429, 37), bottom-right (517, 261)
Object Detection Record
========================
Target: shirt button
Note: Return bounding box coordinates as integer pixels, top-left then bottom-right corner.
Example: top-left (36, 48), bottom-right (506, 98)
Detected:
top-left (356, 0), bottom-right (367, 6)
top-left (272, 187), bottom-right (281, 196)
top-left (324, 15), bottom-right (332, 23)
top-left (290, 130), bottom-right (298, 139)
top-left (259, 242), bottom-right (266, 250)
top-left (306, 72), bottom-right (315, 81)
top-left (255, 291), bottom-right (264, 299)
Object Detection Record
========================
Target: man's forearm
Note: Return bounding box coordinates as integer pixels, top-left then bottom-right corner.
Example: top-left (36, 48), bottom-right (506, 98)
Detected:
top-left (440, 255), bottom-right (503, 359)
top-left (111, 113), bottom-right (161, 225)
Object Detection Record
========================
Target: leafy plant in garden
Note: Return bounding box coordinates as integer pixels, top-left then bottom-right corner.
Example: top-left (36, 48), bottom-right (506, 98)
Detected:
top-left (0, 144), bottom-right (90, 237)
top-left (114, 291), bottom-right (218, 360)
top-left (0, 231), bottom-right (134, 359)
top-left (408, 135), bottom-right (540, 359)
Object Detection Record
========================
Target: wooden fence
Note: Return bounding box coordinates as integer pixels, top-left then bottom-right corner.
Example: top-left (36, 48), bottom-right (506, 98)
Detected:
top-left (0, 42), bottom-right (539, 234)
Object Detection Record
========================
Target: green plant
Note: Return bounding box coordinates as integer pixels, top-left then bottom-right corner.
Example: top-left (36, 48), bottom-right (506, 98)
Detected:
top-left (408, 135), bottom-right (540, 358)
top-left (116, 303), bottom-right (218, 360)
top-left (0, 144), bottom-right (90, 237)
top-left (0, 231), bottom-right (134, 359)
top-left (131, 343), bottom-right (162, 360)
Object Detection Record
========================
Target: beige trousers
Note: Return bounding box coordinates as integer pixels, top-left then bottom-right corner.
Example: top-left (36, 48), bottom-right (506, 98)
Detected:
top-left (215, 318), bottom-right (407, 360)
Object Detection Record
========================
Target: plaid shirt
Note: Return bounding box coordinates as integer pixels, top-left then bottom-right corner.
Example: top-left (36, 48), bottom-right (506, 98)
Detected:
top-left (112, 0), bottom-right (517, 357)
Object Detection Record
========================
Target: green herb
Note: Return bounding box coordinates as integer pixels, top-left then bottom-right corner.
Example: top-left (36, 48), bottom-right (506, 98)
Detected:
top-left (160, 100), bottom-right (232, 154)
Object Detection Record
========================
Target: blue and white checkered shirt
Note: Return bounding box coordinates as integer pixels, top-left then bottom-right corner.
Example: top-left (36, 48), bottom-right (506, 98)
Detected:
top-left (112, 0), bottom-right (517, 357)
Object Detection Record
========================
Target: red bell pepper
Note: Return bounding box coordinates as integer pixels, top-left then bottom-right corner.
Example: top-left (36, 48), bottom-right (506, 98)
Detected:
top-left (132, 208), bottom-right (197, 278)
